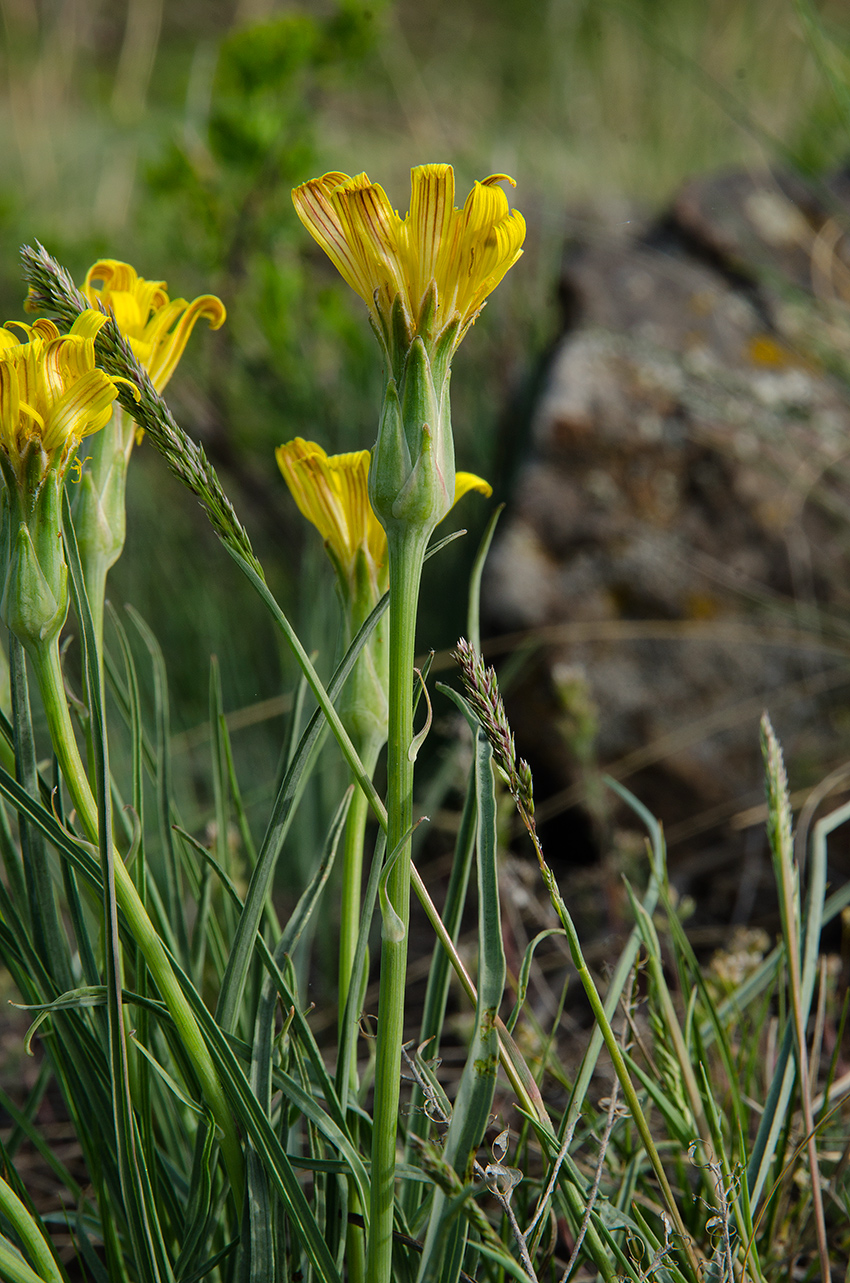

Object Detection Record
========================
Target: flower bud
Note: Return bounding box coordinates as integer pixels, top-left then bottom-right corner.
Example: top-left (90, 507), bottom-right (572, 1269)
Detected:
top-left (0, 456), bottom-right (67, 648)
top-left (369, 336), bottom-right (454, 537)
top-left (71, 408), bottom-right (134, 574)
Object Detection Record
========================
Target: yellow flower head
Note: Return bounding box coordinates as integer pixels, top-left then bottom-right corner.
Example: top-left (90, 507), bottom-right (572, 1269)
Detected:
top-left (82, 260), bottom-right (226, 393)
top-left (0, 311), bottom-right (132, 478)
top-left (292, 165), bottom-right (525, 355)
top-left (276, 437), bottom-right (491, 598)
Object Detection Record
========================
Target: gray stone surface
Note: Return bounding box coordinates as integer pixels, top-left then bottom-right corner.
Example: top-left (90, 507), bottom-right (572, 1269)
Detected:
top-left (485, 168), bottom-right (850, 906)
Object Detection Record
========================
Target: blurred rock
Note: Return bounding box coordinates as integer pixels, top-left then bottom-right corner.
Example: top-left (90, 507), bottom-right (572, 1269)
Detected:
top-left (486, 168), bottom-right (850, 920)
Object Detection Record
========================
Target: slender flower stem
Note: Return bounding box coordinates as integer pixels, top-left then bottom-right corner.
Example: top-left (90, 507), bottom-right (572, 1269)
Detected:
top-left (29, 637), bottom-right (245, 1205)
top-left (366, 525), bottom-right (427, 1283)
top-left (341, 737), bottom-right (381, 1283)
top-left (339, 738), bottom-right (381, 1034)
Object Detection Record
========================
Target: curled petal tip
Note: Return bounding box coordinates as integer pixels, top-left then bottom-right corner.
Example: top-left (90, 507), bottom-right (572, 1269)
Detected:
top-left (82, 258), bottom-right (226, 392)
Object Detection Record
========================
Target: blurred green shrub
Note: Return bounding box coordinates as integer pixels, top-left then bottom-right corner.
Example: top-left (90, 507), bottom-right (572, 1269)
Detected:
top-left (144, 4), bottom-right (386, 464)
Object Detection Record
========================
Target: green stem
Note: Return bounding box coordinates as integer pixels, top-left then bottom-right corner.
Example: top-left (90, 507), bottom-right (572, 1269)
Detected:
top-left (339, 738), bottom-right (381, 1036)
top-left (341, 738), bottom-right (381, 1283)
top-left (82, 559), bottom-right (109, 659)
top-left (366, 526), bottom-right (427, 1283)
top-left (30, 637), bottom-right (244, 1206)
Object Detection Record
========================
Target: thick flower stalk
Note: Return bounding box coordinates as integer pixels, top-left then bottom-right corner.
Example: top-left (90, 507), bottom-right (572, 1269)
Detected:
top-left (0, 307), bottom-right (243, 1203)
top-left (277, 435), bottom-right (490, 1283)
top-left (292, 165), bottom-right (522, 1281)
top-left (69, 260), bottom-right (226, 644)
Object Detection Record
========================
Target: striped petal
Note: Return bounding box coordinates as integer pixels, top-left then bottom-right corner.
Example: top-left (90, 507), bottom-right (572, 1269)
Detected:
top-left (0, 309), bottom-right (127, 471)
top-left (0, 362), bottom-right (21, 455)
top-left (276, 438), bottom-right (385, 590)
top-left (41, 368), bottom-right (119, 452)
top-left (327, 449), bottom-right (385, 572)
top-left (408, 164), bottom-right (455, 315)
top-left (293, 173), bottom-right (379, 305)
top-left (334, 180), bottom-right (409, 318)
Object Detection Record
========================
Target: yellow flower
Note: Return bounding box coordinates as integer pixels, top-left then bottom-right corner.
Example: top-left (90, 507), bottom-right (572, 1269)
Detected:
top-left (292, 165), bottom-right (525, 354)
top-left (0, 312), bottom-right (131, 477)
top-left (276, 437), bottom-right (492, 596)
top-left (82, 260), bottom-right (226, 393)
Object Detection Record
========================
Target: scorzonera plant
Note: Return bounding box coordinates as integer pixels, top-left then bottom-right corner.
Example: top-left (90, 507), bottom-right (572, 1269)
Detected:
top-left (0, 163), bottom-right (841, 1283)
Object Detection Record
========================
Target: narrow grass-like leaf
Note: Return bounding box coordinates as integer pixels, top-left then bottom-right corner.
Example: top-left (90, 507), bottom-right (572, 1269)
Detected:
top-left (335, 826), bottom-right (386, 1106)
top-left (747, 740), bottom-right (833, 1210)
top-left (657, 887), bottom-right (751, 1170)
top-left (179, 1240), bottom-right (239, 1283)
top-left (273, 1065), bottom-right (370, 1208)
top-left (240, 789), bottom-right (352, 1283)
top-left (524, 775), bottom-right (669, 1272)
top-left (223, 546), bottom-right (384, 824)
top-left (209, 657), bottom-right (229, 880)
top-left (0, 766), bottom-right (102, 888)
top-left (0, 1174), bottom-right (66, 1283)
top-left (506, 929), bottom-right (566, 1035)
top-left (60, 856), bottom-right (101, 988)
top-left (1, 1064), bottom-right (48, 1160)
top-left (216, 588), bottom-right (389, 1033)
top-left (403, 761), bottom-right (477, 1217)
top-left (696, 1059), bottom-right (765, 1282)
top-left (0, 1237), bottom-right (59, 1283)
top-left (105, 606), bottom-right (145, 836)
top-left (625, 888), bottom-right (711, 1153)
top-left (562, 775), bottom-right (666, 1128)
top-left (126, 605), bottom-right (190, 966)
top-left (0, 704), bottom-right (16, 763)
top-left (72, 1214), bottom-right (112, 1283)
top-left (9, 636), bottom-right (71, 992)
top-left (175, 822), bottom-right (347, 1124)
top-left (102, 646), bottom-right (161, 787)
top-left (107, 603), bottom-right (156, 1186)
top-left (65, 494), bottom-right (173, 1283)
top-left (129, 1037), bottom-right (206, 1116)
top-left (173, 1123), bottom-right (219, 1282)
top-left (417, 701), bottom-right (505, 1283)
top-left (175, 976), bottom-right (342, 1283)
top-left (467, 504), bottom-right (503, 655)
top-left (0, 793), bottom-right (27, 918)
top-left (218, 693), bottom-right (261, 872)
top-left (452, 659), bottom-right (698, 1278)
